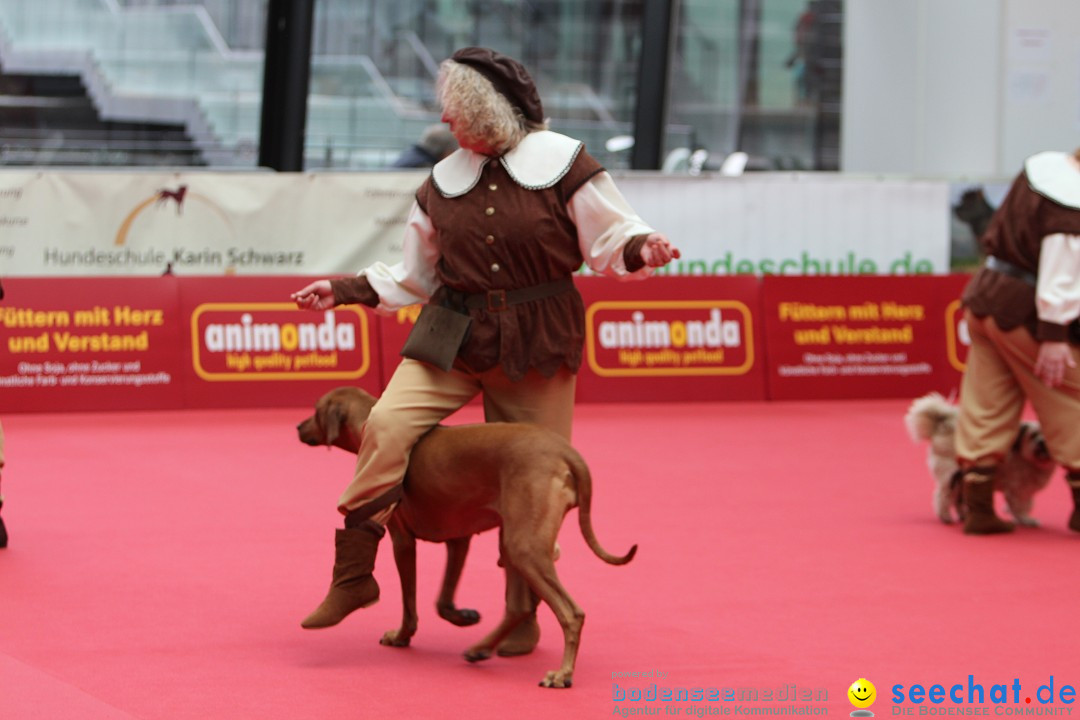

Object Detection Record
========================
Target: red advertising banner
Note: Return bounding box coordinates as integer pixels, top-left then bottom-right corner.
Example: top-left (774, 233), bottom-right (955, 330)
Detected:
top-left (373, 276), bottom-right (767, 404)
top-left (178, 277), bottom-right (382, 408)
top-left (576, 275), bottom-right (766, 402)
top-left (761, 274), bottom-right (971, 400)
top-left (0, 277), bottom-right (184, 412)
top-left (376, 304), bottom-right (419, 391)
top-left (945, 297), bottom-right (970, 373)
top-left (2, 275), bottom-right (979, 412)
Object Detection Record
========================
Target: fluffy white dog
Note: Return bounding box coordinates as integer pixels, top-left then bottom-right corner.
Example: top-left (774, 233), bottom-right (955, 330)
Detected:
top-left (904, 392), bottom-right (1057, 526)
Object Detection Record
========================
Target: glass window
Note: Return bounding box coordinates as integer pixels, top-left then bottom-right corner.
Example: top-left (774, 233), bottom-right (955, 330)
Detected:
top-left (669, 0), bottom-right (842, 173)
top-left (0, 0), bottom-right (842, 171)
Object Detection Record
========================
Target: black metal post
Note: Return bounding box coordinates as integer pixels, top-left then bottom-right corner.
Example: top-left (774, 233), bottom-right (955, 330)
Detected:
top-left (258, 0), bottom-right (316, 171)
top-left (733, 0), bottom-right (761, 153)
top-left (630, 0), bottom-right (676, 170)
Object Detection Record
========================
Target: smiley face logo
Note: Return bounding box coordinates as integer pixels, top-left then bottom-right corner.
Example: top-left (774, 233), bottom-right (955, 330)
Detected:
top-left (848, 678), bottom-right (876, 709)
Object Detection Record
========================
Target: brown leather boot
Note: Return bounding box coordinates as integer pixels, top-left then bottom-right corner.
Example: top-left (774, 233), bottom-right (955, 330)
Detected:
top-left (962, 467), bottom-right (1014, 535)
top-left (1067, 473), bottom-right (1080, 533)
top-left (301, 519), bottom-right (383, 629)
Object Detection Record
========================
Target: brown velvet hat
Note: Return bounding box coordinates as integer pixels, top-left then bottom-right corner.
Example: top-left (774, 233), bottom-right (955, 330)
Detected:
top-left (450, 47), bottom-right (545, 124)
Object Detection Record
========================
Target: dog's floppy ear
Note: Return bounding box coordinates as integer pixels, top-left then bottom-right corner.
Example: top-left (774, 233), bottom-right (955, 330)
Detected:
top-left (321, 400), bottom-right (346, 447)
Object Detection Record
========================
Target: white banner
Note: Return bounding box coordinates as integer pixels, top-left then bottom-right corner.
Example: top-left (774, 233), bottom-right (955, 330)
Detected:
top-left (0, 170), bottom-right (424, 277)
top-left (0, 170), bottom-right (949, 277)
top-left (615, 173), bottom-right (950, 276)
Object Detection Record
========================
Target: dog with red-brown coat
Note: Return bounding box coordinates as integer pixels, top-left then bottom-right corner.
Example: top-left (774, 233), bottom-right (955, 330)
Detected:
top-left (297, 386), bottom-right (635, 688)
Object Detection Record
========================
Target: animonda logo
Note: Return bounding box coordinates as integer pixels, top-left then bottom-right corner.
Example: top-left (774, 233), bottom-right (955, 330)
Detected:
top-left (585, 300), bottom-right (754, 376)
top-left (190, 304), bottom-right (371, 381)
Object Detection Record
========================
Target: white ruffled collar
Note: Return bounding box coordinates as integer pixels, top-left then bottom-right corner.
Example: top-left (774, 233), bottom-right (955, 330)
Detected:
top-left (431, 130), bottom-right (584, 198)
top-left (1026, 151), bottom-right (1080, 210)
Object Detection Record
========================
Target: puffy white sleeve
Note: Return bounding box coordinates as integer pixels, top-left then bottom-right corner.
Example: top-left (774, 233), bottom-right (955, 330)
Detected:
top-left (1036, 233), bottom-right (1080, 326)
top-left (359, 201), bottom-right (441, 312)
top-left (568, 171), bottom-right (656, 279)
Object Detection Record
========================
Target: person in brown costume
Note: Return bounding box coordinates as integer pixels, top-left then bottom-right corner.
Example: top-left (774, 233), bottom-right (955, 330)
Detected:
top-left (291, 47), bottom-right (678, 650)
top-left (0, 419), bottom-right (7, 549)
top-left (956, 148), bottom-right (1080, 534)
top-left (1, 279), bottom-right (7, 549)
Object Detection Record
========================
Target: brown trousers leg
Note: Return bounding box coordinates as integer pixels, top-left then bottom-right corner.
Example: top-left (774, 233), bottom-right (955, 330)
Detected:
top-left (480, 367), bottom-right (575, 655)
top-left (481, 366), bottom-right (576, 438)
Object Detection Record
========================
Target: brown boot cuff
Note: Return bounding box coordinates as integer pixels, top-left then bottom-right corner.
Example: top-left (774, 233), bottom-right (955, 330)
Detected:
top-left (1066, 472), bottom-right (1080, 532)
top-left (343, 485), bottom-right (404, 528)
top-left (344, 516), bottom-right (386, 537)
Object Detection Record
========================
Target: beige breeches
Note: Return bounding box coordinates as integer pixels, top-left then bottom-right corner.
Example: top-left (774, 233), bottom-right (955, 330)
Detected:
top-left (337, 358), bottom-right (576, 517)
top-left (956, 311), bottom-right (1080, 472)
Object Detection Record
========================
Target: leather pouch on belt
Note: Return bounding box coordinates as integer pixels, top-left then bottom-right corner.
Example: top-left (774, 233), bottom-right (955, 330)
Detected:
top-left (399, 303), bottom-right (473, 372)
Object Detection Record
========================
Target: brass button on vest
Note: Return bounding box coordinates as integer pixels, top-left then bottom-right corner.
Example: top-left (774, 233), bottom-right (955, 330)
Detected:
top-left (488, 183), bottom-right (498, 191)
top-left (491, 263), bottom-right (501, 272)
top-left (485, 207), bottom-right (495, 216)
top-left (485, 235), bottom-right (495, 245)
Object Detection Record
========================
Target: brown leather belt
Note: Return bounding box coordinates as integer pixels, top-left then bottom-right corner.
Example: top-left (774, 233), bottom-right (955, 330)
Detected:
top-left (986, 255), bottom-right (1036, 286)
top-left (459, 276), bottom-right (575, 312)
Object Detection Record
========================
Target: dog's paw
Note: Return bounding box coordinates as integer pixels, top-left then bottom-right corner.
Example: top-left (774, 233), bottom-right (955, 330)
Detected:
top-left (463, 646), bottom-right (493, 663)
top-left (540, 671), bottom-right (573, 689)
top-left (380, 629), bottom-right (413, 647)
top-left (437, 604), bottom-right (481, 627)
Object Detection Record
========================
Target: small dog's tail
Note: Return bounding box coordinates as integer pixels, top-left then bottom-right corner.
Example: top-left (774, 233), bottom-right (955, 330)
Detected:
top-left (904, 392), bottom-right (957, 442)
top-left (567, 450), bottom-right (637, 565)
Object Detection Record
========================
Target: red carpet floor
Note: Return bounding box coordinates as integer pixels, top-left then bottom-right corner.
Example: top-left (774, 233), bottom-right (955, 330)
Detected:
top-left (1, 399), bottom-right (1079, 719)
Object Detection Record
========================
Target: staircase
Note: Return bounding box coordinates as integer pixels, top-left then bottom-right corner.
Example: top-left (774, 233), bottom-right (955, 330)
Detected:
top-left (0, 65), bottom-right (203, 166)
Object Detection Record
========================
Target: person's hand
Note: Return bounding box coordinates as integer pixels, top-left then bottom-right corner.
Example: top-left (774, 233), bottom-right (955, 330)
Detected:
top-left (291, 280), bottom-right (336, 311)
top-left (1034, 341), bottom-right (1076, 388)
top-left (640, 233), bottom-right (681, 268)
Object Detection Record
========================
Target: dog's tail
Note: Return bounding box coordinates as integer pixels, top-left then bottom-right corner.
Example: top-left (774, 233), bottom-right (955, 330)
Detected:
top-left (904, 392), bottom-right (956, 442)
top-left (567, 450), bottom-right (637, 565)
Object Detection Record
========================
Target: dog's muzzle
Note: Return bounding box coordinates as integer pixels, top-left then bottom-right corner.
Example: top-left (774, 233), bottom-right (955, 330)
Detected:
top-left (297, 419), bottom-right (322, 446)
